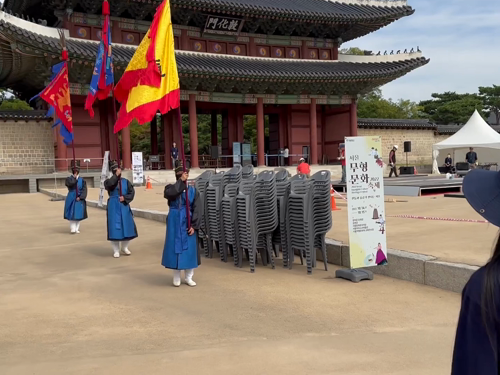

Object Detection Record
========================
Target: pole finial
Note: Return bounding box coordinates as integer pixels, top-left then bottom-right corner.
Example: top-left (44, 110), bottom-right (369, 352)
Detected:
top-left (102, 0), bottom-right (110, 16)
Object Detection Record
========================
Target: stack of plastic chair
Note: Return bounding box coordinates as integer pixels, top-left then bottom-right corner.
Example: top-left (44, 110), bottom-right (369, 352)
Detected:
top-left (219, 165), bottom-right (243, 262)
top-left (249, 171), bottom-right (278, 272)
top-left (242, 165), bottom-right (254, 179)
top-left (194, 170), bottom-right (214, 258)
top-left (271, 169), bottom-right (290, 261)
top-left (205, 172), bottom-right (224, 258)
top-left (310, 170), bottom-right (332, 271)
top-left (286, 177), bottom-right (315, 274)
top-left (234, 175), bottom-right (255, 268)
top-left (275, 173), bottom-right (307, 268)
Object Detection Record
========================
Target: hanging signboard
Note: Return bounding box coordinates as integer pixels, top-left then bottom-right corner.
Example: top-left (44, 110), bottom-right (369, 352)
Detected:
top-left (233, 142), bottom-right (241, 165)
top-left (98, 151), bottom-right (110, 207)
top-left (345, 136), bottom-right (387, 269)
top-left (204, 16), bottom-right (244, 35)
top-left (132, 152), bottom-right (144, 185)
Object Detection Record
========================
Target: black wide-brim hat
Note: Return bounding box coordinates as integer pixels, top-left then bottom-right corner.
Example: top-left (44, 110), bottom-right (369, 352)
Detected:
top-left (463, 169), bottom-right (500, 227)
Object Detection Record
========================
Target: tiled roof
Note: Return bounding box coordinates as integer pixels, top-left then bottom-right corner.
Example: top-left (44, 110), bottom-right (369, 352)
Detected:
top-left (4, 0), bottom-right (414, 23)
top-left (172, 0), bottom-right (414, 22)
top-left (436, 124), bottom-right (500, 135)
top-left (0, 19), bottom-right (429, 82)
top-left (0, 110), bottom-right (50, 121)
top-left (358, 118), bottom-right (435, 129)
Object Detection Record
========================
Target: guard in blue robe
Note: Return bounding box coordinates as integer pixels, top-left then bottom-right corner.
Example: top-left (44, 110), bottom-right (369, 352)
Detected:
top-left (104, 160), bottom-right (138, 258)
top-left (63, 165), bottom-right (87, 234)
top-left (161, 166), bottom-right (201, 287)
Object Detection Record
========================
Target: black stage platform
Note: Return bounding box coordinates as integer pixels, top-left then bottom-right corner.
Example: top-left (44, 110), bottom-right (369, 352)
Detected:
top-left (332, 175), bottom-right (463, 197)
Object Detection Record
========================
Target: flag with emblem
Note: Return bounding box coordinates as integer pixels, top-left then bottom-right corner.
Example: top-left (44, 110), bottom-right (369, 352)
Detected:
top-left (113, 0), bottom-right (180, 133)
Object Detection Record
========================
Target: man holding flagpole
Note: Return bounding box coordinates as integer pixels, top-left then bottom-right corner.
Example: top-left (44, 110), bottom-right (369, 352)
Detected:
top-left (113, 0), bottom-right (201, 286)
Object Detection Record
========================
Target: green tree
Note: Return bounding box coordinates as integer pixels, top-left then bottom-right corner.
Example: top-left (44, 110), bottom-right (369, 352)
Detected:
top-left (357, 89), bottom-right (422, 119)
top-left (419, 92), bottom-right (486, 124)
top-left (0, 88), bottom-right (32, 110)
top-left (339, 47), bottom-right (365, 55)
top-left (479, 85), bottom-right (500, 125)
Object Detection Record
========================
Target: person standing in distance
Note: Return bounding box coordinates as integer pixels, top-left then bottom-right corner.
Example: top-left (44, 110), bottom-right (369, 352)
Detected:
top-left (452, 168), bottom-right (500, 374)
top-left (465, 147), bottom-right (478, 169)
top-left (64, 162), bottom-right (87, 234)
top-left (171, 142), bottom-right (179, 170)
top-left (388, 145), bottom-right (398, 178)
top-left (338, 144), bottom-right (346, 183)
top-left (161, 164), bottom-right (202, 287)
top-left (104, 161), bottom-right (138, 258)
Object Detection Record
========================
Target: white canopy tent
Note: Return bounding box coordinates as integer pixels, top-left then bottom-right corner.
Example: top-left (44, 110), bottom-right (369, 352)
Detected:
top-left (432, 110), bottom-right (500, 174)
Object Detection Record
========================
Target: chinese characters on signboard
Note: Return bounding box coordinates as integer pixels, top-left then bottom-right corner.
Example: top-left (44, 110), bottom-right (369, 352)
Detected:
top-left (345, 136), bottom-right (387, 269)
top-left (204, 16), bottom-right (243, 35)
top-left (132, 152), bottom-right (144, 185)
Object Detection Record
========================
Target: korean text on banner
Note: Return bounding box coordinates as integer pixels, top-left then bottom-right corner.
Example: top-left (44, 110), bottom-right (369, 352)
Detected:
top-left (345, 136), bottom-right (388, 269)
top-left (98, 151), bottom-right (110, 207)
top-left (132, 152), bottom-right (144, 184)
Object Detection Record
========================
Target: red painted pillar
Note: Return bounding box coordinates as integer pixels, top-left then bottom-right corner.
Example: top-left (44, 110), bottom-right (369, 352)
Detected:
top-left (122, 126), bottom-right (131, 169)
top-left (151, 118), bottom-right (158, 169)
top-left (162, 113), bottom-right (173, 169)
top-left (350, 99), bottom-right (358, 136)
top-left (211, 111), bottom-right (218, 146)
top-left (189, 94), bottom-right (199, 168)
top-left (333, 45), bottom-right (339, 61)
top-left (236, 105), bottom-right (244, 143)
top-left (256, 97), bottom-right (265, 166)
top-left (180, 29), bottom-right (190, 51)
top-left (310, 98), bottom-right (318, 165)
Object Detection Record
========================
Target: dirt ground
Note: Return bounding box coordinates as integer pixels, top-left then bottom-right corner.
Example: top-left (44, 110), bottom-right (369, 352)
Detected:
top-left (78, 186), bottom-right (497, 266)
top-left (0, 193), bottom-right (460, 374)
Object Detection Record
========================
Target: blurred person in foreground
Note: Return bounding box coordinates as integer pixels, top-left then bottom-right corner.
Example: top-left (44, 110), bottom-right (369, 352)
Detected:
top-left (452, 168), bottom-right (500, 374)
top-left (161, 164), bottom-right (201, 287)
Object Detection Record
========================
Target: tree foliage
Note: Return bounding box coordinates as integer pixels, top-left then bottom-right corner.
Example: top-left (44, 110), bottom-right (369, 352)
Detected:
top-left (479, 85), bottom-right (500, 125)
top-left (0, 88), bottom-right (32, 110)
top-left (339, 47), bottom-right (365, 55)
top-left (418, 92), bottom-right (486, 124)
top-left (357, 89), bottom-right (422, 119)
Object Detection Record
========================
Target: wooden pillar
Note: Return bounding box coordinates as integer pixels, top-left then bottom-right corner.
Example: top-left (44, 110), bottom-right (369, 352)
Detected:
top-left (236, 104), bottom-right (244, 143)
top-left (310, 98), bottom-right (318, 165)
top-left (188, 94), bottom-right (199, 168)
top-left (249, 37), bottom-right (257, 56)
top-left (333, 44), bottom-right (339, 61)
top-left (151, 118), bottom-right (158, 169)
top-left (211, 111), bottom-right (218, 146)
top-left (162, 113), bottom-right (173, 169)
top-left (301, 41), bottom-right (308, 59)
top-left (256, 97), bottom-right (265, 166)
top-left (122, 126), bottom-right (131, 169)
top-left (99, 100), bottom-right (110, 156)
top-left (350, 99), bottom-right (358, 136)
top-left (180, 29), bottom-right (190, 51)
top-left (107, 98), bottom-right (117, 160)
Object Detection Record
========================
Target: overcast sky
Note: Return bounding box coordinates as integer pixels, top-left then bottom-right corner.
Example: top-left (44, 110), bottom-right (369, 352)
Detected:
top-left (343, 0), bottom-right (500, 102)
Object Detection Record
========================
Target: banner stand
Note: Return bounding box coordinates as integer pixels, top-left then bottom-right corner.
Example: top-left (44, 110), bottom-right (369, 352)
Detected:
top-left (335, 268), bottom-right (374, 283)
top-left (335, 135), bottom-right (387, 283)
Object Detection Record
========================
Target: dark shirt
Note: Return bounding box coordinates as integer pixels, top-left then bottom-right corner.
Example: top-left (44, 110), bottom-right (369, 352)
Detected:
top-left (452, 267), bottom-right (499, 374)
top-left (389, 150), bottom-right (396, 164)
top-left (445, 157), bottom-right (453, 166)
top-left (466, 151), bottom-right (478, 164)
top-left (171, 147), bottom-right (179, 159)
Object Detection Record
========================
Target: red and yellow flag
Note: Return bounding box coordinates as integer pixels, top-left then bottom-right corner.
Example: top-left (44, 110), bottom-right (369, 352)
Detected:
top-left (113, 0), bottom-right (180, 133)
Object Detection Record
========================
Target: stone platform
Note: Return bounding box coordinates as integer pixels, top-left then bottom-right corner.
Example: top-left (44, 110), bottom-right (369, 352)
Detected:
top-left (0, 193), bottom-right (460, 374)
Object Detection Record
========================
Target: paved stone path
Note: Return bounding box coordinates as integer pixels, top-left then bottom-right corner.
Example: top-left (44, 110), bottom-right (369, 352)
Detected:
top-left (0, 194), bottom-right (460, 374)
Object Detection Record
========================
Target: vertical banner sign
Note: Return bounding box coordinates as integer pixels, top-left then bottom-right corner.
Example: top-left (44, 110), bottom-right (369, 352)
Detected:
top-left (98, 151), bottom-right (110, 207)
top-left (132, 152), bottom-right (144, 184)
top-left (345, 136), bottom-right (387, 269)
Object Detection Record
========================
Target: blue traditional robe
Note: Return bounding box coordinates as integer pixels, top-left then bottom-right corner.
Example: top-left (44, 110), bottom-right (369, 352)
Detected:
top-left (161, 179), bottom-right (201, 270)
top-left (64, 176), bottom-right (87, 221)
top-left (104, 175), bottom-right (138, 241)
